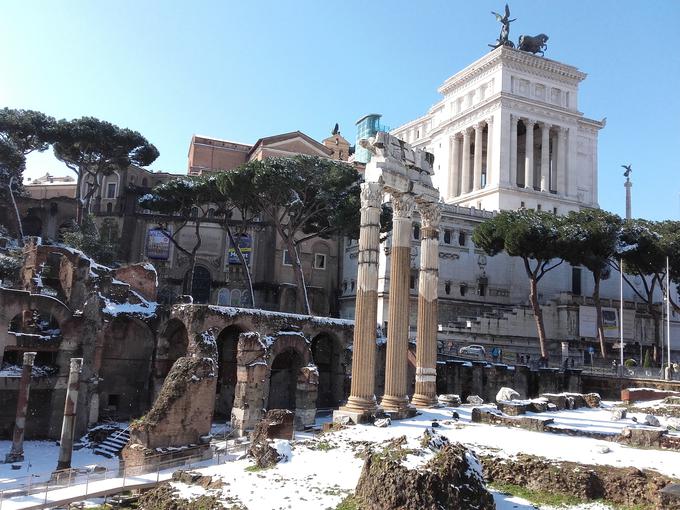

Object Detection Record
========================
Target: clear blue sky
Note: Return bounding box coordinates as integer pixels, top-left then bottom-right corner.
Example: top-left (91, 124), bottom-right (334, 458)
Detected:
top-left (2, 1), bottom-right (679, 220)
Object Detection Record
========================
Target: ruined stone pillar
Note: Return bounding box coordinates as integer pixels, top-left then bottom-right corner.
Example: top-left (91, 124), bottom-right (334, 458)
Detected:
top-left (340, 182), bottom-right (383, 416)
top-left (412, 202), bottom-right (441, 408)
top-left (524, 119), bottom-right (535, 189)
top-left (540, 122), bottom-right (550, 192)
top-left (5, 352), bottom-right (36, 464)
top-left (473, 123), bottom-right (484, 191)
top-left (381, 192), bottom-right (415, 414)
top-left (56, 358), bottom-right (83, 471)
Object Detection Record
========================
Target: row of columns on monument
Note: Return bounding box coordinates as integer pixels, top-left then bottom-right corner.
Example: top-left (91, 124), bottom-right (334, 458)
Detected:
top-left (509, 115), bottom-right (567, 193)
top-left (448, 116), bottom-right (568, 198)
top-left (342, 182), bottom-right (441, 416)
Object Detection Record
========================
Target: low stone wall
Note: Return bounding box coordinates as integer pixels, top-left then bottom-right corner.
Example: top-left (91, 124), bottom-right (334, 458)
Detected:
top-left (0, 376), bottom-right (59, 439)
top-left (582, 375), bottom-right (680, 400)
top-left (436, 360), bottom-right (582, 400)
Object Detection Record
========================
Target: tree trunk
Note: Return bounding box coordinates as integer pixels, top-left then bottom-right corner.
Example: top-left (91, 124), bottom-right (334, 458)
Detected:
top-left (225, 225), bottom-right (255, 308)
top-left (529, 276), bottom-right (549, 359)
top-left (184, 220), bottom-right (203, 299)
top-left (283, 235), bottom-right (310, 314)
top-left (593, 275), bottom-right (607, 359)
top-left (7, 178), bottom-right (24, 245)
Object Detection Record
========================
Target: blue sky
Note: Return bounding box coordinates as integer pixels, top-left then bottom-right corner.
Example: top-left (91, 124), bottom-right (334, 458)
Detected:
top-left (2, 1), bottom-right (679, 220)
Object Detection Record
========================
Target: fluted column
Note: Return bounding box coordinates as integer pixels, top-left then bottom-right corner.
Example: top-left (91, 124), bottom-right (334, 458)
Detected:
top-left (461, 128), bottom-right (472, 194)
top-left (411, 202), bottom-right (441, 408)
top-left (56, 357), bottom-right (83, 471)
top-left (5, 352), bottom-right (36, 463)
top-left (510, 115), bottom-right (518, 186)
top-left (381, 191), bottom-right (414, 413)
top-left (473, 122), bottom-right (484, 191)
top-left (540, 122), bottom-right (550, 192)
top-left (524, 119), bottom-right (535, 189)
top-left (449, 134), bottom-right (461, 198)
top-left (341, 182), bottom-right (383, 415)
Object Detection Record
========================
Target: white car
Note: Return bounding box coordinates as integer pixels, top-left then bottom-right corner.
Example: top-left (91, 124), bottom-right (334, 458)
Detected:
top-left (459, 345), bottom-right (486, 358)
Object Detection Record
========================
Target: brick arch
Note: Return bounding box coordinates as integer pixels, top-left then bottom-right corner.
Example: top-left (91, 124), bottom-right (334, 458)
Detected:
top-left (267, 333), bottom-right (312, 368)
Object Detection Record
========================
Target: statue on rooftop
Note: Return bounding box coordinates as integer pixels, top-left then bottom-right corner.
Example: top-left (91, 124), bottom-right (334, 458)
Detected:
top-left (518, 33), bottom-right (549, 56)
top-left (622, 164), bottom-right (632, 180)
top-left (489, 4), bottom-right (516, 49)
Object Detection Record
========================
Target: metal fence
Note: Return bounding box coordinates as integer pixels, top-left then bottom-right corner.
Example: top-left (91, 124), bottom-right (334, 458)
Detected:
top-left (0, 440), bottom-right (249, 510)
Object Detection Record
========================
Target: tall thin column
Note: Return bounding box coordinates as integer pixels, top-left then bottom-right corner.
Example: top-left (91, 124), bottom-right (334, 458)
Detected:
top-left (510, 115), bottom-right (518, 186)
top-left (485, 117), bottom-right (493, 187)
top-left (540, 122), bottom-right (550, 192)
top-left (625, 179), bottom-right (632, 220)
top-left (556, 126), bottom-right (567, 194)
top-left (341, 182), bottom-right (383, 416)
top-left (5, 352), bottom-right (36, 464)
top-left (56, 357), bottom-right (83, 471)
top-left (461, 128), bottom-right (472, 194)
top-left (411, 202), bottom-right (441, 408)
top-left (524, 119), bottom-right (535, 189)
top-left (449, 134), bottom-right (461, 198)
top-left (473, 123), bottom-right (484, 191)
top-left (381, 191), bottom-right (414, 414)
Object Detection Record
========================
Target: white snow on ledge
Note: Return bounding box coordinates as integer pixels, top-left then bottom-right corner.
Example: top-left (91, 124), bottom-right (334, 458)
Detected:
top-left (195, 305), bottom-right (354, 327)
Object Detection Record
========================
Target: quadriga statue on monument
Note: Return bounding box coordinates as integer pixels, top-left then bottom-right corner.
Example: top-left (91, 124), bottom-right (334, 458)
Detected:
top-left (518, 33), bottom-right (549, 55)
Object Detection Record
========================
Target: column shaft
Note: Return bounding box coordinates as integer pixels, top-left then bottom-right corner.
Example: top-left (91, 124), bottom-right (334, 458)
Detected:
top-left (556, 127), bottom-right (567, 195)
top-left (5, 352), bottom-right (36, 463)
top-left (540, 123), bottom-right (550, 192)
top-left (485, 117), bottom-right (493, 187)
top-left (449, 135), bottom-right (460, 198)
top-left (56, 358), bottom-right (83, 471)
top-left (412, 203), bottom-right (441, 408)
top-left (381, 192), bottom-right (414, 413)
top-left (473, 123), bottom-right (484, 191)
top-left (343, 183), bottom-right (383, 414)
top-left (461, 129), bottom-right (472, 194)
top-left (510, 116), bottom-right (518, 186)
top-left (524, 120), bottom-right (535, 189)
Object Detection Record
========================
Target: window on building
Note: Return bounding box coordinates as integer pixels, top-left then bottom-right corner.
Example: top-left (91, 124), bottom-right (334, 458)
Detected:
top-left (190, 207), bottom-right (199, 218)
top-left (458, 231), bottom-right (467, 246)
top-left (207, 208), bottom-right (215, 218)
top-left (520, 201), bottom-right (525, 209)
top-left (572, 267), bottom-right (582, 295)
top-left (106, 182), bottom-right (116, 199)
top-left (460, 284), bottom-right (468, 296)
top-left (282, 250), bottom-right (293, 266)
top-left (478, 282), bottom-right (487, 296)
top-left (553, 207), bottom-right (558, 215)
top-left (413, 224), bottom-right (420, 240)
top-left (445, 282), bottom-right (451, 295)
top-left (444, 229), bottom-right (452, 244)
top-left (350, 280), bottom-right (355, 291)
top-left (107, 394), bottom-right (120, 408)
top-left (314, 253), bottom-right (327, 270)
top-left (410, 274), bottom-right (416, 290)
top-left (142, 178), bottom-right (148, 187)
top-left (106, 202), bottom-right (113, 214)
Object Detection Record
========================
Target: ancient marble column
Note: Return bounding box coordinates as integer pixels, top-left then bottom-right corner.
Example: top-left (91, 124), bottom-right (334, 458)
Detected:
top-left (5, 352), bottom-right (36, 464)
top-left (56, 357), bottom-right (83, 471)
top-left (449, 134), bottom-right (461, 198)
top-left (341, 182), bottom-right (383, 415)
top-left (540, 122), bottom-right (550, 192)
top-left (510, 115), bottom-right (518, 186)
top-left (461, 128), bottom-right (472, 194)
top-left (556, 126), bottom-right (567, 194)
top-left (524, 119), bottom-right (535, 189)
top-left (473, 123), bottom-right (484, 191)
top-left (381, 191), bottom-right (415, 413)
top-left (412, 202), bottom-right (441, 408)
top-left (625, 179), bottom-right (632, 220)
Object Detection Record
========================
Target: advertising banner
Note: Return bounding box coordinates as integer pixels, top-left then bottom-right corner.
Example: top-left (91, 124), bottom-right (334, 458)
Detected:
top-left (578, 305), bottom-right (619, 338)
top-left (228, 234), bottom-right (252, 265)
top-left (146, 227), bottom-right (171, 260)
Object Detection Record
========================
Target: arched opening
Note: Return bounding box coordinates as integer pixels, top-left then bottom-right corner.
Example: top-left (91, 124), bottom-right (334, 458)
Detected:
top-left (311, 333), bottom-right (343, 408)
top-left (99, 317), bottom-right (154, 419)
top-left (156, 319), bottom-right (189, 380)
top-left (2, 310), bottom-right (62, 373)
top-left (215, 325), bottom-right (243, 419)
top-left (188, 265), bottom-right (212, 304)
top-left (22, 215), bottom-right (42, 237)
top-left (268, 348), bottom-right (304, 411)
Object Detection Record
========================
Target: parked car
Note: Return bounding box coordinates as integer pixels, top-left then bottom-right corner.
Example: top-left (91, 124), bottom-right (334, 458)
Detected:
top-left (459, 345), bottom-right (486, 358)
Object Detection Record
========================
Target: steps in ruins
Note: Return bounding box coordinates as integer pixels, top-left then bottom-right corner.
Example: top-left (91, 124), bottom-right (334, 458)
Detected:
top-left (94, 428), bottom-right (130, 458)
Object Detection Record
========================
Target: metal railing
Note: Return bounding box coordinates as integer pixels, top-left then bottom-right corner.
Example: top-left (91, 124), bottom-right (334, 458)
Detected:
top-left (0, 440), bottom-right (249, 510)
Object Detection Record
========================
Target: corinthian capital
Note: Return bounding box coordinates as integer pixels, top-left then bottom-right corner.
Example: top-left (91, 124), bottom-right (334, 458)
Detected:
top-left (390, 192), bottom-right (415, 219)
top-left (417, 201), bottom-right (442, 229)
top-left (360, 182), bottom-right (383, 208)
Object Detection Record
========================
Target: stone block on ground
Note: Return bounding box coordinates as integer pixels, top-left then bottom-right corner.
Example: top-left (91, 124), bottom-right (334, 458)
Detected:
top-left (250, 409), bottom-right (295, 441)
top-left (610, 408), bottom-right (627, 421)
top-left (622, 388), bottom-right (680, 404)
top-left (660, 483), bottom-right (680, 509)
top-left (529, 398), bottom-right (549, 413)
top-left (644, 414), bottom-right (661, 427)
top-left (438, 394), bottom-right (461, 407)
top-left (496, 401), bottom-right (529, 416)
top-left (583, 393), bottom-right (602, 408)
top-left (467, 395), bottom-right (484, 405)
top-left (495, 387), bottom-right (520, 402)
top-left (618, 427), bottom-right (666, 448)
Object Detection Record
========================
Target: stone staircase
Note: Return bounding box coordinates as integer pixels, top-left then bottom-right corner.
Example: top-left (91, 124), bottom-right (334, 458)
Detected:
top-left (94, 428), bottom-right (130, 458)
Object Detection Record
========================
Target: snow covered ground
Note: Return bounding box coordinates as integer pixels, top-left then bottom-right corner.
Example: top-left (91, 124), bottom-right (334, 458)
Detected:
top-left (168, 402), bottom-right (680, 510)
top-left (1, 401), bottom-right (678, 509)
